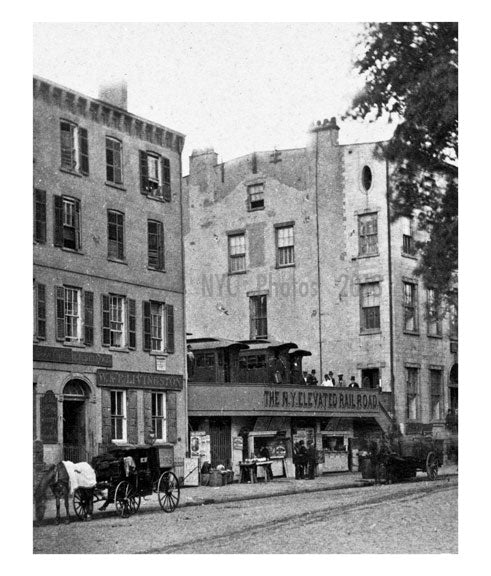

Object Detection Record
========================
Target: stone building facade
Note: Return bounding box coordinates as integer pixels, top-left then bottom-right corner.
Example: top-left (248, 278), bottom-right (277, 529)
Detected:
top-left (33, 76), bottom-right (188, 465)
top-left (183, 118), bottom-right (458, 433)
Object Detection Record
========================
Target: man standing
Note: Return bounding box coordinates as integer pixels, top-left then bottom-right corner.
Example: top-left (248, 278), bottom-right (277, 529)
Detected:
top-left (302, 371), bottom-right (309, 385)
top-left (322, 373), bottom-right (334, 386)
top-left (310, 370), bottom-right (318, 386)
top-left (306, 440), bottom-right (316, 479)
top-left (349, 376), bottom-right (360, 388)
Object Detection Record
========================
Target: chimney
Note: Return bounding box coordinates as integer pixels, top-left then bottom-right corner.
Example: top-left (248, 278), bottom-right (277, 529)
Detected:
top-left (98, 80), bottom-right (128, 111)
top-left (310, 117), bottom-right (340, 146)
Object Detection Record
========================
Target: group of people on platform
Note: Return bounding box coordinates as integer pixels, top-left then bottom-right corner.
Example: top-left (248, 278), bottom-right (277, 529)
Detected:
top-left (301, 370), bottom-right (362, 388)
top-left (293, 439), bottom-right (316, 479)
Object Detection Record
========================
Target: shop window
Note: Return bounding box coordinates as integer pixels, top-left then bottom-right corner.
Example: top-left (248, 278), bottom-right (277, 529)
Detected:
top-left (322, 436), bottom-right (346, 451)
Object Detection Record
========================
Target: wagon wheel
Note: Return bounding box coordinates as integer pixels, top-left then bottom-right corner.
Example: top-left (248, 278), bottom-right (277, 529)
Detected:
top-left (426, 452), bottom-right (439, 481)
top-left (114, 481), bottom-right (138, 518)
top-left (73, 488), bottom-right (89, 520)
top-left (157, 471), bottom-right (180, 513)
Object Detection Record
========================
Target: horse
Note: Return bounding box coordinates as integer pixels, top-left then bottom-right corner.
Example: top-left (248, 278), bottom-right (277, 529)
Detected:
top-left (34, 461), bottom-right (95, 525)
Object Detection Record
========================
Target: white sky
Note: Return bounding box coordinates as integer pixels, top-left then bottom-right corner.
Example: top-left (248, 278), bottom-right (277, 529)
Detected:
top-left (33, 22), bottom-right (395, 172)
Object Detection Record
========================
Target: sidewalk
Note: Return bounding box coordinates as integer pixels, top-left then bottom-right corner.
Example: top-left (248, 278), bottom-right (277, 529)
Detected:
top-left (35, 464), bottom-right (457, 523)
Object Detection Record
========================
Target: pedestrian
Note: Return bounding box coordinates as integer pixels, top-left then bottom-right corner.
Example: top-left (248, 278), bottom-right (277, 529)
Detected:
top-left (322, 373), bottom-right (334, 386)
top-left (338, 374), bottom-right (344, 387)
top-left (348, 376), bottom-right (359, 388)
top-left (310, 369), bottom-right (318, 386)
top-left (259, 445), bottom-right (273, 481)
top-left (306, 440), bottom-right (316, 479)
top-left (294, 440), bottom-right (307, 479)
top-left (302, 371), bottom-right (309, 385)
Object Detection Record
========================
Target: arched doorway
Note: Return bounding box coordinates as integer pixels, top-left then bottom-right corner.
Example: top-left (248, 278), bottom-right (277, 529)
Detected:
top-left (449, 364), bottom-right (458, 413)
top-left (63, 379), bottom-right (90, 462)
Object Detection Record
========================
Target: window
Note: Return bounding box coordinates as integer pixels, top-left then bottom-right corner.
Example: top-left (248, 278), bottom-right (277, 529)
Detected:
top-left (54, 196), bottom-right (81, 251)
top-left (143, 301), bottom-right (174, 353)
top-left (148, 220), bottom-right (165, 270)
top-left (34, 282), bottom-right (46, 340)
top-left (406, 367), bottom-right (419, 420)
top-left (151, 392), bottom-right (167, 441)
top-left (55, 286), bottom-right (81, 342)
top-left (276, 225), bottom-right (295, 267)
top-left (55, 286), bottom-right (93, 345)
top-left (427, 289), bottom-right (442, 337)
top-left (107, 210), bottom-right (125, 260)
top-left (110, 390), bottom-right (127, 441)
top-left (403, 282), bottom-right (419, 333)
top-left (140, 151), bottom-right (171, 201)
top-left (60, 120), bottom-right (89, 174)
top-left (430, 369), bottom-right (443, 420)
top-left (247, 183), bottom-right (264, 210)
top-left (109, 295), bottom-right (125, 347)
top-left (34, 189), bottom-right (46, 244)
top-left (360, 282), bottom-right (381, 333)
top-left (449, 299), bottom-right (458, 340)
top-left (102, 295), bottom-right (135, 349)
top-left (228, 233), bottom-right (246, 273)
top-left (402, 217), bottom-right (416, 256)
top-left (361, 166), bottom-right (373, 191)
top-left (106, 137), bottom-right (123, 184)
top-left (358, 213), bottom-right (378, 256)
top-left (249, 295), bottom-right (267, 339)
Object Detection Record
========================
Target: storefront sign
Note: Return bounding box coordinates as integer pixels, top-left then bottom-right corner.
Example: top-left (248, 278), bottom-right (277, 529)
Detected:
top-left (155, 357), bottom-right (167, 371)
top-left (96, 370), bottom-right (183, 390)
top-left (263, 389), bottom-right (378, 411)
top-left (40, 390), bottom-right (58, 443)
top-left (233, 436), bottom-right (243, 450)
top-left (34, 345), bottom-right (112, 367)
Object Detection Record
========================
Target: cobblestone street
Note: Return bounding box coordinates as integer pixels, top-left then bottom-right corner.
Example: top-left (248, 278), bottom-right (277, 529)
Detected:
top-left (33, 475), bottom-right (457, 554)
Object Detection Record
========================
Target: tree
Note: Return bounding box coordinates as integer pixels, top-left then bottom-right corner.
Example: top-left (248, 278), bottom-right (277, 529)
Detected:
top-left (346, 22), bottom-right (458, 305)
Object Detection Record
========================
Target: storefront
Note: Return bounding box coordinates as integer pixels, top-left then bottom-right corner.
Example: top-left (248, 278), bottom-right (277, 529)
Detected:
top-left (188, 383), bottom-right (392, 479)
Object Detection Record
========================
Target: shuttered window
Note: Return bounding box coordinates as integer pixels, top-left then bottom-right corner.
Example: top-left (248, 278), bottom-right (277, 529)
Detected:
top-left (35, 282), bottom-right (46, 340)
top-left (34, 189), bottom-right (46, 244)
top-left (140, 151), bottom-right (171, 201)
top-left (84, 291), bottom-right (94, 346)
top-left (60, 120), bottom-right (89, 175)
top-left (128, 299), bottom-right (136, 350)
top-left (166, 304), bottom-right (174, 354)
top-left (143, 300), bottom-right (169, 353)
top-left (250, 295), bottom-right (267, 339)
top-left (110, 390), bottom-right (127, 441)
top-left (148, 220), bottom-right (165, 270)
top-left (107, 210), bottom-right (124, 260)
top-left (56, 286), bottom-right (82, 343)
top-left (106, 137), bottom-right (123, 184)
top-left (54, 195), bottom-right (81, 251)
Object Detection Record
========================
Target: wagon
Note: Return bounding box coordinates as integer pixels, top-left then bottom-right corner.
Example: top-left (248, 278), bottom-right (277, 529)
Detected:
top-left (361, 434), bottom-right (444, 483)
top-left (72, 443), bottom-right (180, 519)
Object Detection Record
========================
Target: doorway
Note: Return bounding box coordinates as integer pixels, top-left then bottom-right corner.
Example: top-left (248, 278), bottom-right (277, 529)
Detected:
top-left (62, 379), bottom-right (89, 461)
top-left (361, 368), bottom-right (380, 389)
top-left (209, 417), bottom-right (231, 467)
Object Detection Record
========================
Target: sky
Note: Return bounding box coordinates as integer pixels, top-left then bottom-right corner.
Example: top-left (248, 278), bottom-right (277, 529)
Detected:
top-left (33, 22), bottom-right (394, 172)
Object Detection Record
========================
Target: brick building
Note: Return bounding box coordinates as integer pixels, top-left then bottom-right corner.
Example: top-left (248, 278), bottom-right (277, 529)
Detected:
top-left (33, 76), bottom-right (188, 465)
top-left (183, 118), bottom-right (458, 436)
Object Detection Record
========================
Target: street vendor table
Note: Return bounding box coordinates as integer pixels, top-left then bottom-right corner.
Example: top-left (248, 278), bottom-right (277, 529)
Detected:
top-left (239, 461), bottom-right (273, 483)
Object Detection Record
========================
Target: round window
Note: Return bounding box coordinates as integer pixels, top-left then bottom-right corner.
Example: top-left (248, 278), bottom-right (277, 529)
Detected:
top-left (361, 165), bottom-right (373, 191)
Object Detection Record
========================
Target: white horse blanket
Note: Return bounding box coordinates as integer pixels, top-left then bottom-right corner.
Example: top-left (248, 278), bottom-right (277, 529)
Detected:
top-left (62, 461), bottom-right (97, 495)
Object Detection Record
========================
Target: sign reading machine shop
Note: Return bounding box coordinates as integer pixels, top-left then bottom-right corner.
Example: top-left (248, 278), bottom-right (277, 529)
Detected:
top-left (96, 370), bottom-right (183, 391)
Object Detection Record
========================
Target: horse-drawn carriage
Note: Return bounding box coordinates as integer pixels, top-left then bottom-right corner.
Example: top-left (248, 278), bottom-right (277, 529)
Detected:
top-left (360, 434), bottom-right (444, 484)
top-left (72, 443), bottom-right (180, 520)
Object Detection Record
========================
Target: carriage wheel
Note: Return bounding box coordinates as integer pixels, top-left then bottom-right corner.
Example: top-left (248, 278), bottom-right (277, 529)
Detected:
top-left (114, 481), bottom-right (138, 518)
top-left (73, 488), bottom-right (89, 520)
top-left (426, 452), bottom-right (439, 481)
top-left (157, 471), bottom-right (180, 513)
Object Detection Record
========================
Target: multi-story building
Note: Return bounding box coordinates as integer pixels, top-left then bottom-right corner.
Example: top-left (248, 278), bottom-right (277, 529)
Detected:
top-left (183, 118), bottom-right (458, 438)
top-left (33, 76), bottom-right (187, 465)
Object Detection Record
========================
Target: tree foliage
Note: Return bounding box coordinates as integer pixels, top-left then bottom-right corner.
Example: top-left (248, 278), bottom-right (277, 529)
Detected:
top-left (347, 22), bottom-right (458, 304)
